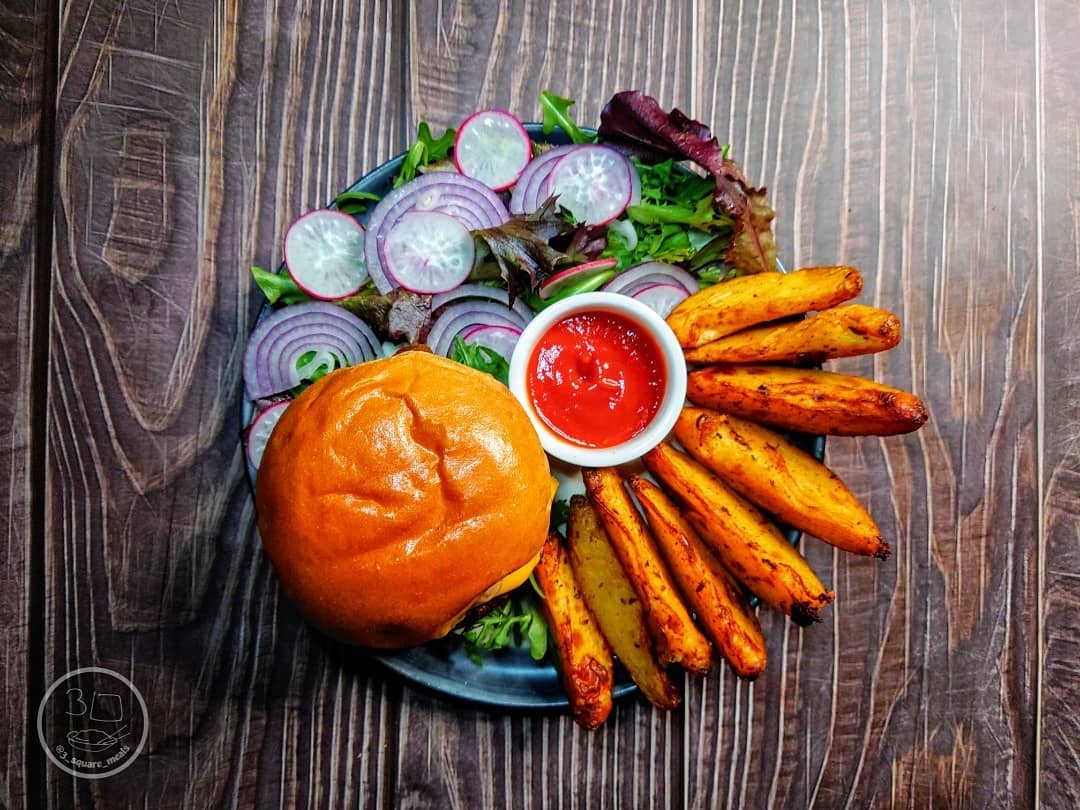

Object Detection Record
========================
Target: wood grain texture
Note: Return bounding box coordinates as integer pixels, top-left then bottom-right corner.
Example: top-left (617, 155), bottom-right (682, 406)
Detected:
top-left (26, 0), bottom-right (1078, 807)
top-left (1036, 0), bottom-right (1080, 808)
top-left (688, 1), bottom-right (1043, 807)
top-left (44, 0), bottom-right (404, 806)
top-left (1, 1), bottom-right (50, 808)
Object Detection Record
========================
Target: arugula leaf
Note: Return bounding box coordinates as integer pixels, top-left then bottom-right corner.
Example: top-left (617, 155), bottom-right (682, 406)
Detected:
top-left (394, 122), bottom-right (456, 188)
top-left (450, 336), bottom-right (510, 385)
top-left (549, 498), bottom-right (571, 532)
top-left (695, 265), bottom-right (740, 286)
top-left (539, 91), bottom-right (596, 145)
top-left (333, 189), bottom-right (380, 216)
top-left (461, 594), bottom-right (549, 663)
top-left (250, 266), bottom-right (310, 306)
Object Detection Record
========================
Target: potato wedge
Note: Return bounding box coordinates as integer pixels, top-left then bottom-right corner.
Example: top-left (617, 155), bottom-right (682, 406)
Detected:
top-left (683, 304), bottom-right (901, 364)
top-left (643, 443), bottom-right (834, 625)
top-left (628, 476), bottom-right (767, 679)
top-left (566, 496), bottom-right (681, 709)
top-left (686, 364), bottom-right (929, 436)
top-left (675, 408), bottom-right (889, 558)
top-left (666, 266), bottom-right (863, 348)
top-left (534, 532), bottom-right (614, 729)
top-left (582, 468), bottom-right (712, 673)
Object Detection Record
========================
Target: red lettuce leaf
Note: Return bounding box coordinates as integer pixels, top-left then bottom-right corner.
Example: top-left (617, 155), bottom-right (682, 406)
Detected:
top-left (599, 90), bottom-right (778, 274)
top-left (471, 197), bottom-right (576, 304)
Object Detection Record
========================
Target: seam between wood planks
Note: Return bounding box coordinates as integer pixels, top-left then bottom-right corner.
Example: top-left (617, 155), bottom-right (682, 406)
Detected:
top-left (1032, 0), bottom-right (1046, 807)
top-left (27, 1), bottom-right (61, 808)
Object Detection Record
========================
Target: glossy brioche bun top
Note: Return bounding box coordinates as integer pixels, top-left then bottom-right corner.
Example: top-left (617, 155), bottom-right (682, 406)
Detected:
top-left (255, 351), bottom-right (554, 648)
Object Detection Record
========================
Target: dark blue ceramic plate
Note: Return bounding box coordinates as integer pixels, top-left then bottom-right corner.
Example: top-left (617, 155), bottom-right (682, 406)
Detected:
top-left (248, 124), bottom-right (825, 710)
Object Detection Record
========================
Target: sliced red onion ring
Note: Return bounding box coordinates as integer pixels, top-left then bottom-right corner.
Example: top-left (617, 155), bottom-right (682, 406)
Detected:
top-left (602, 261), bottom-right (700, 296)
top-left (364, 173), bottom-right (509, 294)
top-left (243, 302), bottom-right (380, 398)
top-left (629, 282), bottom-right (691, 318)
top-left (509, 144), bottom-right (577, 215)
top-left (458, 324), bottom-right (522, 360)
top-left (430, 283), bottom-right (535, 323)
top-left (245, 400), bottom-right (291, 471)
top-left (427, 300), bottom-right (530, 357)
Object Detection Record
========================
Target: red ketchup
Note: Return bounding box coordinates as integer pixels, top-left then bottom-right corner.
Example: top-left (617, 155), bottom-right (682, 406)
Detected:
top-left (527, 311), bottom-right (666, 448)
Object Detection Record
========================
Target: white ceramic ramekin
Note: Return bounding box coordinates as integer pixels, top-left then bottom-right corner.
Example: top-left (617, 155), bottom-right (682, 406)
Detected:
top-left (508, 292), bottom-right (686, 467)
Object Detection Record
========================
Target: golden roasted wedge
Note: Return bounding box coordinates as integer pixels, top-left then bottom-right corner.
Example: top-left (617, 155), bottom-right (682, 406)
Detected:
top-left (628, 476), bottom-right (767, 679)
top-left (675, 408), bottom-right (889, 558)
top-left (643, 443), bottom-right (834, 625)
top-left (666, 266), bottom-right (863, 348)
top-left (566, 496), bottom-right (681, 709)
top-left (683, 304), bottom-right (901, 364)
top-left (582, 468), bottom-right (712, 674)
top-left (534, 532), bottom-right (614, 730)
top-left (686, 364), bottom-right (929, 436)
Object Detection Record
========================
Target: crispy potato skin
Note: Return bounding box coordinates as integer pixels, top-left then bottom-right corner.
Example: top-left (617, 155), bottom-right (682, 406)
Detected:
top-left (582, 469), bottom-right (712, 674)
top-left (628, 476), bottom-right (767, 679)
top-left (566, 496), bottom-right (682, 709)
top-left (683, 304), bottom-right (901, 364)
top-left (666, 266), bottom-right (863, 348)
top-left (534, 533), bottom-right (614, 730)
top-left (686, 364), bottom-right (929, 436)
top-left (675, 408), bottom-right (889, 558)
top-left (643, 443), bottom-right (834, 625)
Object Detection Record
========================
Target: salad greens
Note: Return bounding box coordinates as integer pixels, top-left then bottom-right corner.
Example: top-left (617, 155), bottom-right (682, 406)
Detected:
top-left (471, 197), bottom-right (577, 304)
top-left (333, 189), bottom-right (381, 216)
top-left (250, 266), bottom-right (309, 306)
top-left (599, 90), bottom-right (778, 273)
top-left (600, 159), bottom-right (734, 272)
top-left (549, 498), bottom-right (571, 532)
top-left (539, 91), bottom-right (596, 145)
top-left (394, 122), bottom-right (456, 188)
top-left (461, 592), bottom-right (549, 663)
top-left (449, 336), bottom-right (510, 385)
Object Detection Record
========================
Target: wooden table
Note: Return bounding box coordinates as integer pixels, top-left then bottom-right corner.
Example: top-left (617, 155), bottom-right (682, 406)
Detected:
top-left (4, 1), bottom-right (1078, 807)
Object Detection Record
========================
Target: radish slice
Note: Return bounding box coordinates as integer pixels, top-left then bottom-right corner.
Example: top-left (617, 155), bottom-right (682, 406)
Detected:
top-left (454, 110), bottom-right (532, 191)
top-left (382, 211), bottom-right (476, 294)
top-left (629, 282), bottom-right (691, 318)
top-left (509, 144), bottom-right (577, 215)
top-left (245, 400), bottom-right (290, 471)
top-left (284, 210), bottom-right (367, 300)
top-left (459, 324), bottom-right (521, 359)
top-left (365, 173), bottom-right (509, 294)
top-left (548, 145), bottom-right (638, 225)
top-left (538, 258), bottom-right (619, 300)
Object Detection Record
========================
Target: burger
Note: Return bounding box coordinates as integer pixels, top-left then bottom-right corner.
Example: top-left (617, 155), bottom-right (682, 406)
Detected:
top-left (254, 350), bottom-right (555, 648)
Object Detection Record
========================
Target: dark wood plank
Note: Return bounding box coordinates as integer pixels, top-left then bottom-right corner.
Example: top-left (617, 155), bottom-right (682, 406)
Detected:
top-left (394, 2), bottom-right (696, 807)
top-left (1037, 0), bottom-right (1080, 806)
top-left (687, 2), bottom-right (1041, 807)
top-left (45, 0), bottom-right (405, 806)
top-left (0, 1), bottom-right (51, 808)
